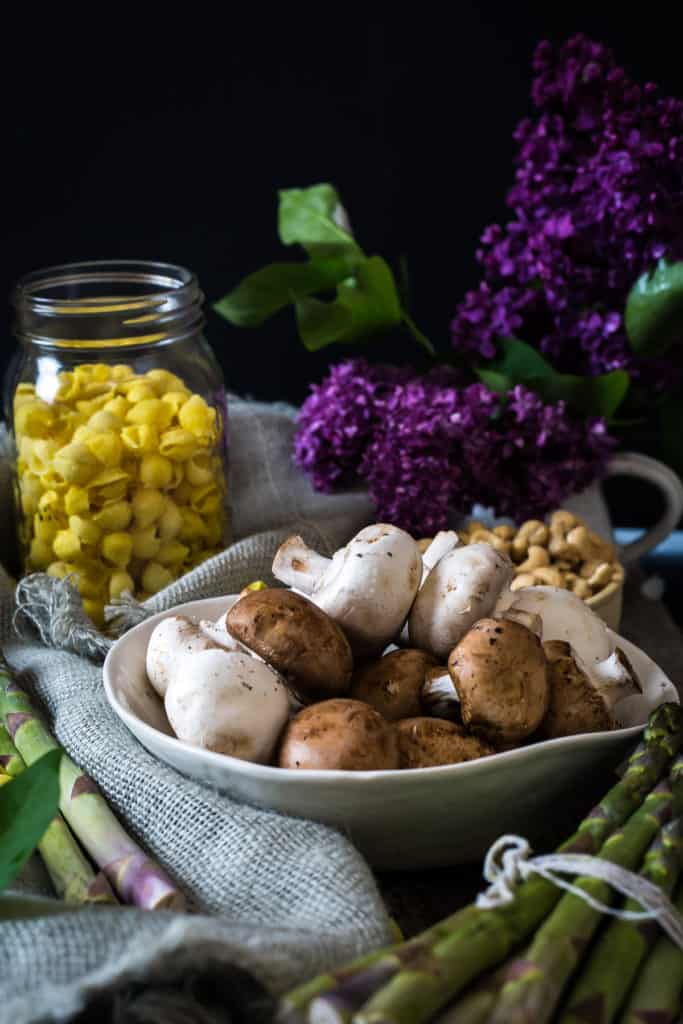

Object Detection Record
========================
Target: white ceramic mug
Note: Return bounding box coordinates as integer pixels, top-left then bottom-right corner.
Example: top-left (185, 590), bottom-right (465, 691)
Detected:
top-left (566, 452), bottom-right (683, 564)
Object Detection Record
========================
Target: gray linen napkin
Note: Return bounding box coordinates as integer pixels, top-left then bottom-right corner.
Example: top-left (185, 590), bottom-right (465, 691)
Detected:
top-left (0, 398), bottom-right (392, 1024)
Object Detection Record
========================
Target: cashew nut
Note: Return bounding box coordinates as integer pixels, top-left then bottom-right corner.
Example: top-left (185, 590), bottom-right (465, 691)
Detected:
top-left (532, 567), bottom-right (565, 587)
top-left (516, 545), bottom-right (550, 574)
top-left (510, 573), bottom-right (537, 591)
top-left (586, 562), bottom-right (613, 589)
top-left (511, 520), bottom-right (548, 560)
top-left (571, 578), bottom-right (592, 599)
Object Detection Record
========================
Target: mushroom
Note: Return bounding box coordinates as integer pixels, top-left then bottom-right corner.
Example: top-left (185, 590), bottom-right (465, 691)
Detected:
top-left (164, 649), bottom-right (289, 762)
top-left (146, 615), bottom-right (220, 697)
top-left (419, 530), bottom-right (460, 583)
top-left (278, 699), bottom-right (400, 770)
top-left (395, 718), bottom-right (494, 768)
top-left (350, 648), bottom-right (438, 721)
top-left (408, 543), bottom-right (514, 660)
top-left (448, 618), bottom-right (549, 745)
top-left (420, 665), bottom-right (462, 722)
top-left (539, 640), bottom-right (642, 738)
top-left (495, 585), bottom-right (613, 667)
top-left (396, 530), bottom-right (461, 645)
top-left (225, 588), bottom-right (353, 702)
top-left (272, 524), bottom-right (423, 656)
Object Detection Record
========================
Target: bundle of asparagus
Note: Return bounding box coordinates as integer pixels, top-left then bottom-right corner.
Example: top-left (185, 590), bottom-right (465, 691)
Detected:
top-left (0, 652), bottom-right (184, 911)
top-left (278, 702), bottom-right (683, 1024)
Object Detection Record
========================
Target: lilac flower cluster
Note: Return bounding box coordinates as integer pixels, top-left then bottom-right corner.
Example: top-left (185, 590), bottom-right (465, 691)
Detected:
top-left (294, 359), bottom-right (615, 533)
top-left (451, 35), bottom-right (683, 388)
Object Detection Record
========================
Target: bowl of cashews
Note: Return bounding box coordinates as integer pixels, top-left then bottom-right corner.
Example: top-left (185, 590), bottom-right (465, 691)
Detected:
top-left (453, 509), bottom-right (625, 630)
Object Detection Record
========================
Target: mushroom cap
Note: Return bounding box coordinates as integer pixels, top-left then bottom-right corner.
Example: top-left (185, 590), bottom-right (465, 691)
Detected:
top-left (312, 524), bottom-right (423, 657)
top-left (495, 585), bottom-right (613, 668)
top-left (448, 617), bottom-right (549, 745)
top-left (164, 649), bottom-right (289, 762)
top-left (395, 717), bottom-right (494, 769)
top-left (226, 588), bottom-right (353, 702)
top-left (539, 640), bottom-right (614, 739)
top-left (277, 699), bottom-right (400, 770)
top-left (409, 543), bottom-right (514, 660)
top-left (350, 648), bottom-right (438, 722)
top-left (146, 615), bottom-right (218, 698)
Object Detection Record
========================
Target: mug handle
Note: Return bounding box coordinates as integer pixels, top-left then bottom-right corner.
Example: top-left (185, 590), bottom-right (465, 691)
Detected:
top-left (605, 452), bottom-right (683, 564)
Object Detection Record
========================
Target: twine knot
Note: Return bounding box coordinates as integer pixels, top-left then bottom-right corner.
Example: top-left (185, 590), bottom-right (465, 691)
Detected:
top-left (476, 832), bottom-right (683, 950)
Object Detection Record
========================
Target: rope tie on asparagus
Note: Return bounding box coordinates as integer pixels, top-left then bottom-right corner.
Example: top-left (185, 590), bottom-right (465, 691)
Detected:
top-left (477, 833), bottom-right (683, 948)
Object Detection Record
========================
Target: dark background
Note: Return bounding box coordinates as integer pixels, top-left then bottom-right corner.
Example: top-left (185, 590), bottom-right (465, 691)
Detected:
top-left (2, 6), bottom-right (682, 534)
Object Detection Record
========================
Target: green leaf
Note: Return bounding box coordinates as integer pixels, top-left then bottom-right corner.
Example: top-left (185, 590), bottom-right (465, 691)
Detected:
top-left (536, 369), bottom-right (630, 419)
top-left (625, 259), bottom-right (683, 356)
top-left (480, 337), bottom-right (552, 382)
top-left (278, 184), bottom-right (363, 260)
top-left (295, 255), bottom-right (402, 351)
top-left (0, 749), bottom-right (61, 893)
top-left (213, 257), bottom-right (354, 327)
top-left (476, 338), bottom-right (629, 418)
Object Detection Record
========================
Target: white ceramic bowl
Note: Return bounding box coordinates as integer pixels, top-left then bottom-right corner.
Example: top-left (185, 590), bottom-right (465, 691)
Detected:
top-left (103, 596), bottom-right (679, 869)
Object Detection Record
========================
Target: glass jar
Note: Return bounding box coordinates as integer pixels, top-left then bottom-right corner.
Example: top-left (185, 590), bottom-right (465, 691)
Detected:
top-left (5, 260), bottom-right (230, 626)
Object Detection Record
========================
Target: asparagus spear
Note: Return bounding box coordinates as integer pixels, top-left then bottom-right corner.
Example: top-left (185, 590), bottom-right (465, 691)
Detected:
top-left (0, 723), bottom-right (23, 776)
top-left (0, 722), bottom-right (117, 904)
top-left (619, 879), bottom-right (683, 1024)
top-left (559, 758), bottom-right (683, 1024)
top-left (0, 656), bottom-right (184, 911)
top-left (432, 966), bottom-right (507, 1024)
top-left (285, 703), bottom-right (683, 1024)
top-left (486, 779), bottom-right (674, 1024)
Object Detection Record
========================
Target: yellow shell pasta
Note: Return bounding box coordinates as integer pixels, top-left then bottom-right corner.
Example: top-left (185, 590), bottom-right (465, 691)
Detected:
top-left (14, 360), bottom-right (227, 614)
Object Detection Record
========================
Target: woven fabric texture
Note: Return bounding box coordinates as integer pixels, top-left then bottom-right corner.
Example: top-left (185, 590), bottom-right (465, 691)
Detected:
top-left (0, 398), bottom-right (390, 1024)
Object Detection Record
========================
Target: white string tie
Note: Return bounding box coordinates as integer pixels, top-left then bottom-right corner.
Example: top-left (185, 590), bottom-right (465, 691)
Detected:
top-left (476, 833), bottom-right (683, 950)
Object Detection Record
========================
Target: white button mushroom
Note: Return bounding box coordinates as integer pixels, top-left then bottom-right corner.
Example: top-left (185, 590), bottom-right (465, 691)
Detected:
top-left (272, 524), bottom-right (423, 656)
top-left (408, 543), bottom-right (514, 660)
top-left (495, 585), bottom-right (613, 666)
top-left (146, 615), bottom-right (221, 698)
top-left (164, 649), bottom-right (290, 763)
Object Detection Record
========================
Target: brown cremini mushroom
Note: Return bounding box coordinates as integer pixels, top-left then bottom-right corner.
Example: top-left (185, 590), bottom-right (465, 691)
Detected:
top-left (350, 649), bottom-right (438, 721)
top-left (226, 588), bottom-right (353, 703)
top-left (539, 639), bottom-right (641, 738)
top-left (395, 718), bottom-right (494, 768)
top-left (448, 618), bottom-right (549, 745)
top-left (278, 699), bottom-right (399, 770)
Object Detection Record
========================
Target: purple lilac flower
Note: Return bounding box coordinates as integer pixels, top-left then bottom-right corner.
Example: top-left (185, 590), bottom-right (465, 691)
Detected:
top-left (294, 361), bottom-right (615, 533)
top-left (450, 34), bottom-right (683, 390)
top-left (293, 359), bottom-right (413, 492)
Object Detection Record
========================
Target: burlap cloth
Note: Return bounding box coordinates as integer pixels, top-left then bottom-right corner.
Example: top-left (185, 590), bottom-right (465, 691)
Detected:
top-left (0, 398), bottom-right (393, 1024)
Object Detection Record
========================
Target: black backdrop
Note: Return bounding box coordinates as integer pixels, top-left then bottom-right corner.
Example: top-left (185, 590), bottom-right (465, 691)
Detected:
top-left (3, 6), bottom-right (682, 404)
top-left (2, 6), bottom-right (682, 539)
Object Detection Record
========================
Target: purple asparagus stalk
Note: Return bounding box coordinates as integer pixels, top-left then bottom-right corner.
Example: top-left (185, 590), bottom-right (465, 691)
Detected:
top-left (0, 654), bottom-right (184, 911)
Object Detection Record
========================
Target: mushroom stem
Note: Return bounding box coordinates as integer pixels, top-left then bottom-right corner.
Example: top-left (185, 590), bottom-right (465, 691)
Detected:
top-left (421, 531), bottom-right (460, 582)
top-left (271, 535), bottom-right (332, 594)
top-left (421, 668), bottom-right (461, 721)
top-left (577, 647), bottom-right (643, 714)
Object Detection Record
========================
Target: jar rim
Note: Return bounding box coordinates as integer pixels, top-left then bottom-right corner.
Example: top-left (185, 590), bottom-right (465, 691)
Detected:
top-left (12, 260), bottom-right (204, 349)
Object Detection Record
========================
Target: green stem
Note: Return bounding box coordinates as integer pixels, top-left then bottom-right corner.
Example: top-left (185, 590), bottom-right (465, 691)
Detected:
top-left (0, 656), bottom-right (183, 911)
top-left (559, 815), bottom-right (683, 1023)
top-left (0, 723), bottom-right (24, 777)
top-left (400, 310), bottom-right (436, 357)
top-left (619, 880), bottom-right (683, 1023)
top-left (291, 703), bottom-right (683, 1024)
top-left (487, 780), bottom-right (674, 1024)
top-left (0, 715), bottom-right (114, 903)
